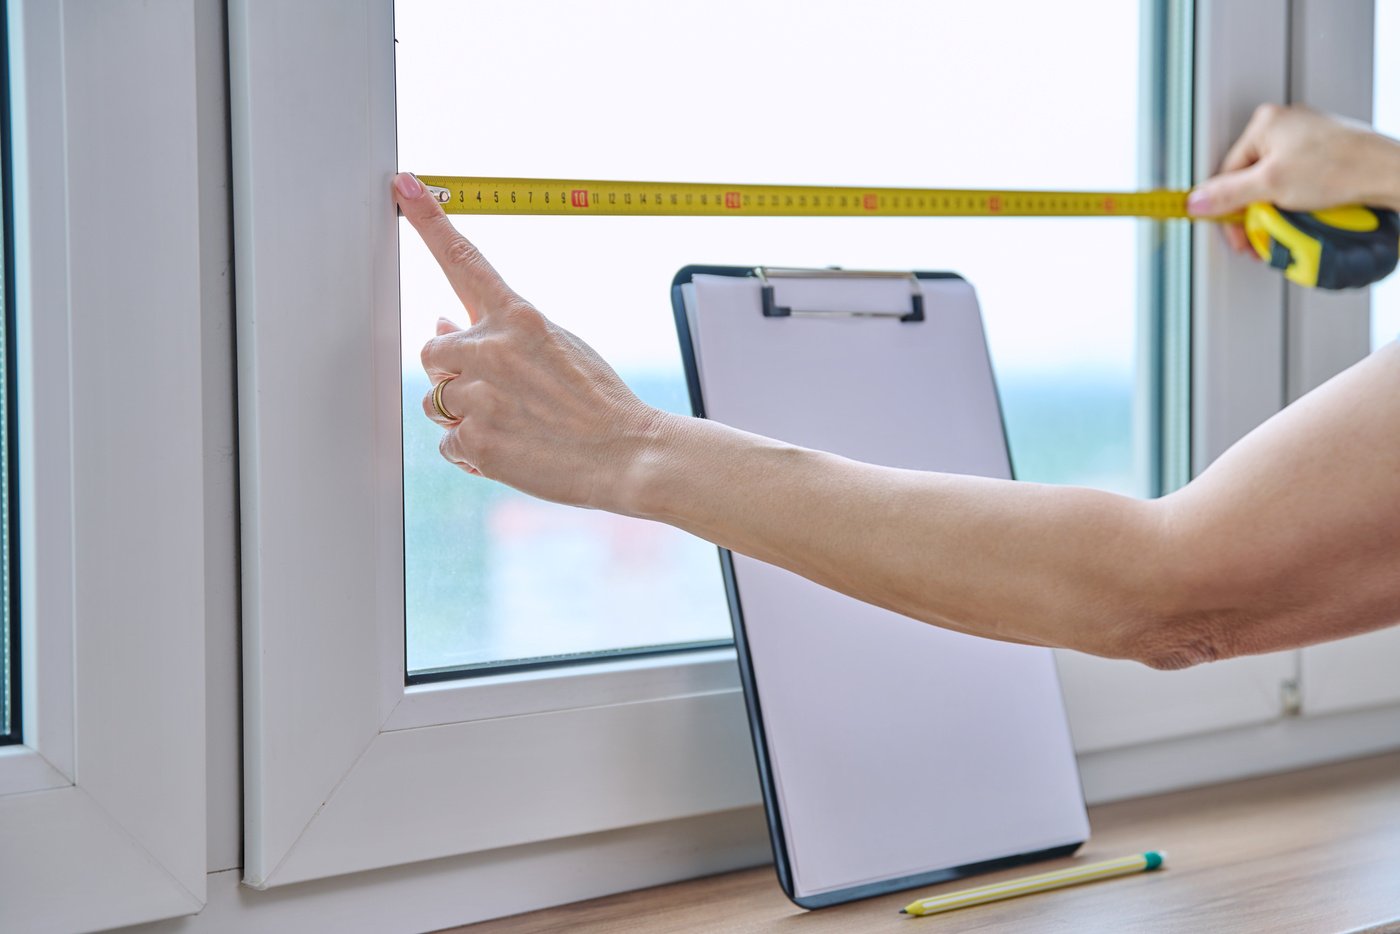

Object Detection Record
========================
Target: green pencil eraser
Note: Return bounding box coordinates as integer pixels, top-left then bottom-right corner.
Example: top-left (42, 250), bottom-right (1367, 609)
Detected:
top-left (1145, 851), bottom-right (1166, 870)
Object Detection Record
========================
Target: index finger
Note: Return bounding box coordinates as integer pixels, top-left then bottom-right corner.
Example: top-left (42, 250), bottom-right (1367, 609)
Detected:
top-left (1218, 103), bottom-right (1278, 175)
top-left (393, 173), bottom-right (515, 325)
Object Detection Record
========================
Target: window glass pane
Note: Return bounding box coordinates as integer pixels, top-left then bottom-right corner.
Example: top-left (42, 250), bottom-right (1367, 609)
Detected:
top-left (1373, 0), bottom-right (1399, 348)
top-left (1, 1), bottom-right (16, 744)
top-left (395, 0), bottom-right (1175, 675)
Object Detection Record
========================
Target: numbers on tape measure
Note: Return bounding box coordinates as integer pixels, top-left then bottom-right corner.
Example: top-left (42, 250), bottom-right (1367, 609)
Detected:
top-left (417, 176), bottom-right (1189, 220)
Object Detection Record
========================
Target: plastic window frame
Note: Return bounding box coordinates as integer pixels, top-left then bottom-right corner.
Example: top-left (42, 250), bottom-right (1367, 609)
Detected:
top-left (0, 0), bottom-right (17, 750)
top-left (1289, 0), bottom-right (1396, 719)
top-left (0, 1), bottom-right (207, 929)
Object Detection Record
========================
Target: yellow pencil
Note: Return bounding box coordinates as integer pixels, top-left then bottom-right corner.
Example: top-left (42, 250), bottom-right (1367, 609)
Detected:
top-left (900, 851), bottom-right (1166, 917)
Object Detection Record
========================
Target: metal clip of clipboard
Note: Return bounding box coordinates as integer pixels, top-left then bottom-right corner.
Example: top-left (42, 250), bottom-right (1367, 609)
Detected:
top-left (755, 266), bottom-right (925, 322)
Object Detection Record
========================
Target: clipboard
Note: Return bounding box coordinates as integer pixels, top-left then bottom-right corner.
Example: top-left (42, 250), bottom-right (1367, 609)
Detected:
top-left (670, 265), bottom-right (1089, 908)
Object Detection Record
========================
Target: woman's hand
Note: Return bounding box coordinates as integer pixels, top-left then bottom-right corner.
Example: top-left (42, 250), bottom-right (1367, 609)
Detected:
top-left (1188, 103), bottom-right (1400, 254)
top-left (394, 172), bottom-right (669, 511)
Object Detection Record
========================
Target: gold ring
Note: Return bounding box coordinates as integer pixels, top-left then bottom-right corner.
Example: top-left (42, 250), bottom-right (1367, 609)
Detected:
top-left (432, 377), bottom-right (460, 421)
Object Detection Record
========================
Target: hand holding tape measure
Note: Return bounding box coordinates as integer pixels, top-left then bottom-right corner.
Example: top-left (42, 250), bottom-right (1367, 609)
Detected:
top-left (1189, 103), bottom-right (1400, 289)
top-left (414, 107), bottom-right (1400, 291)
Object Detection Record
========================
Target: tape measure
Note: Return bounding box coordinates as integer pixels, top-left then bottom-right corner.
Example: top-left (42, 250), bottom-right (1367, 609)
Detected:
top-left (1245, 203), bottom-right (1400, 290)
top-left (415, 175), bottom-right (1399, 290)
top-left (417, 175), bottom-right (1190, 219)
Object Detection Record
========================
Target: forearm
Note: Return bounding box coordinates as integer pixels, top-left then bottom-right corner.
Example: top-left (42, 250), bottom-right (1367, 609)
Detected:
top-left (1360, 130), bottom-right (1400, 211)
top-left (626, 415), bottom-right (1177, 663)
top-left (623, 343), bottom-right (1400, 669)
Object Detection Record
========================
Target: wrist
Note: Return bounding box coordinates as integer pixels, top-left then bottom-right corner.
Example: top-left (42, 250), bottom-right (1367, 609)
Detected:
top-left (611, 407), bottom-right (694, 520)
top-left (1361, 131), bottom-right (1400, 212)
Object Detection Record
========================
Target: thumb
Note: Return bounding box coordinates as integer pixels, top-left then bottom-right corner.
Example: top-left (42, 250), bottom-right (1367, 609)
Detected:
top-left (1187, 163), bottom-right (1273, 217)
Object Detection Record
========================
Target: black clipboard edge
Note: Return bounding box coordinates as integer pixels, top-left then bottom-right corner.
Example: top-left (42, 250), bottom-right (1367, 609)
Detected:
top-left (668, 264), bottom-right (1086, 909)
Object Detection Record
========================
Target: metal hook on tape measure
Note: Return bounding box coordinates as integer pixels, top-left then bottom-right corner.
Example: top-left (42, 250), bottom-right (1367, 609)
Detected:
top-left (755, 267), bottom-right (925, 322)
top-left (423, 183), bottom-right (452, 204)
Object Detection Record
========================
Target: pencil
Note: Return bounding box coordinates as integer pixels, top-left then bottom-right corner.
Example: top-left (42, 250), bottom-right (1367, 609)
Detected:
top-left (900, 851), bottom-right (1166, 917)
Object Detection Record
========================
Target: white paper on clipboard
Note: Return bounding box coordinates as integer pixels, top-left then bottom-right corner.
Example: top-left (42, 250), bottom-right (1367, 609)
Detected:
top-left (679, 271), bottom-right (1089, 903)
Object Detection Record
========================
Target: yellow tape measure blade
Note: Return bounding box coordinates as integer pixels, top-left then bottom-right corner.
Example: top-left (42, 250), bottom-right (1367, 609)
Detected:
top-left (415, 175), bottom-right (1189, 220)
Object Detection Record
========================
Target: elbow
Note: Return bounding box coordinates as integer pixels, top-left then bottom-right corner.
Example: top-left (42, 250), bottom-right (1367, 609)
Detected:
top-left (1094, 454), bottom-right (1392, 669)
top-left (1125, 614), bottom-right (1231, 670)
top-left (1101, 501), bottom-right (1246, 671)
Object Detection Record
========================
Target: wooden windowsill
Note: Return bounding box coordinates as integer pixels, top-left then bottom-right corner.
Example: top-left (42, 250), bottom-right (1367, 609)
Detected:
top-left (448, 751), bottom-right (1400, 933)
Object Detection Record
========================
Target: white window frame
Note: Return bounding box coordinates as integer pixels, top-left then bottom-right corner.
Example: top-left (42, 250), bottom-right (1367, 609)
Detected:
top-left (1290, 0), bottom-right (1400, 718)
top-left (230, 0), bottom-right (757, 890)
top-left (1285, 0), bottom-right (1373, 399)
top-left (231, 0), bottom-right (1390, 910)
top-left (1065, 0), bottom-right (1400, 795)
top-left (0, 1), bottom-right (207, 930)
top-left (1057, 0), bottom-right (1302, 758)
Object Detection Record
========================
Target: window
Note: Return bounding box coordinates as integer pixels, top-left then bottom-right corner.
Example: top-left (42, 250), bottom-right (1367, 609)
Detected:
top-left (1373, 0), bottom-right (1399, 348)
top-left (237, 0), bottom-right (1372, 912)
top-left (395, 0), bottom-right (1189, 679)
top-left (3, 3), bottom-right (1395, 932)
top-left (397, 5), bottom-right (733, 670)
top-left (0, 0), bottom-right (14, 747)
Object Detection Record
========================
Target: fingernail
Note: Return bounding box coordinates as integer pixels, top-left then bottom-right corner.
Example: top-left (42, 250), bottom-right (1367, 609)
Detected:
top-left (1186, 189), bottom-right (1212, 215)
top-left (394, 173), bottom-right (424, 199)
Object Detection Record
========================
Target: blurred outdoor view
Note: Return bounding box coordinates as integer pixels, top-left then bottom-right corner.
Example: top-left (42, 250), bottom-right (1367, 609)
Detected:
top-left (396, 0), bottom-right (1151, 675)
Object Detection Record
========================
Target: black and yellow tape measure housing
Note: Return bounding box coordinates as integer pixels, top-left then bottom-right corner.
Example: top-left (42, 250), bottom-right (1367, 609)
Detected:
top-left (416, 175), bottom-right (1399, 291)
top-left (1244, 203), bottom-right (1400, 290)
